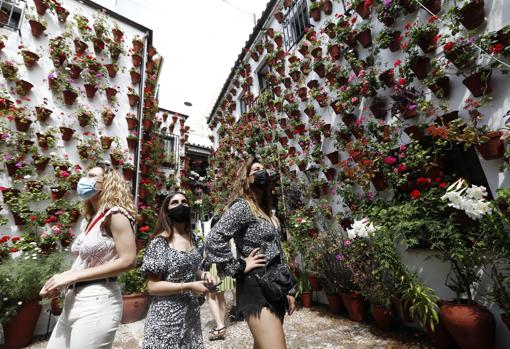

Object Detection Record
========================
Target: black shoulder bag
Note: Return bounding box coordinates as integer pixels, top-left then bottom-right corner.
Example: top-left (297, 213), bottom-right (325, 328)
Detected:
top-left (255, 232), bottom-right (294, 302)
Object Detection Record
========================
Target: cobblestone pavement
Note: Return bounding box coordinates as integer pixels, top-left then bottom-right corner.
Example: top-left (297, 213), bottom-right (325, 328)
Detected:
top-left (26, 296), bottom-right (432, 349)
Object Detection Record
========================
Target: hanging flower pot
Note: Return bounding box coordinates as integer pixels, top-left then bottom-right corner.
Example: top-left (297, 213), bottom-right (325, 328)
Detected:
top-left (102, 111), bottom-right (115, 126)
top-left (400, 0), bottom-right (418, 13)
top-left (311, 47), bottom-right (322, 59)
top-left (126, 116), bottom-right (138, 130)
top-left (33, 0), bottom-right (48, 15)
top-left (33, 156), bottom-right (50, 171)
top-left (93, 37), bottom-right (105, 53)
top-left (3, 299), bottom-right (42, 349)
top-left (356, 29), bottom-right (372, 48)
top-left (63, 90), bottom-right (78, 105)
top-left (274, 11), bottom-right (284, 23)
top-left (128, 94), bottom-right (139, 107)
top-left (314, 63), bottom-right (326, 78)
top-left (404, 125), bottom-right (425, 141)
top-left (440, 300), bottom-right (495, 349)
top-left (132, 54), bottom-right (142, 67)
top-left (341, 292), bottom-right (369, 322)
top-left (326, 151), bottom-right (340, 165)
top-left (274, 35), bottom-right (283, 48)
top-left (370, 101), bottom-right (387, 119)
top-left (328, 44), bottom-right (341, 60)
top-left (379, 69), bottom-right (395, 88)
top-left (59, 126), bottom-right (75, 141)
top-left (122, 166), bottom-right (135, 180)
top-left (56, 6), bottom-right (70, 23)
top-left (355, 3), bottom-right (371, 19)
top-left (35, 106), bottom-right (52, 122)
top-left (409, 56), bottom-right (431, 80)
top-left (477, 131), bottom-right (504, 160)
top-left (132, 39), bottom-right (144, 54)
top-left (84, 84), bottom-right (98, 99)
top-left (501, 313), bottom-right (510, 331)
top-left (5, 161), bottom-right (19, 176)
top-left (462, 69), bottom-right (492, 97)
top-left (324, 167), bottom-right (336, 181)
top-left (417, 28), bottom-right (439, 53)
top-left (372, 304), bottom-right (400, 331)
top-left (127, 137), bottom-right (138, 150)
top-left (21, 50), bottom-right (39, 68)
top-left (321, 0), bottom-right (333, 14)
top-left (458, 0), bottom-right (485, 29)
top-left (428, 76), bottom-right (450, 98)
top-left (68, 64), bottom-right (82, 80)
top-left (77, 113), bottom-right (90, 127)
top-left (14, 116), bottom-right (32, 132)
top-left (290, 70), bottom-right (301, 82)
top-left (29, 20), bottom-right (46, 37)
top-left (371, 172), bottom-right (388, 191)
top-left (422, 0), bottom-right (442, 14)
top-left (100, 136), bottom-right (113, 150)
top-left (0, 98), bottom-right (13, 110)
top-left (388, 31), bottom-right (402, 52)
top-left (130, 70), bottom-right (141, 85)
top-left (315, 93), bottom-right (329, 108)
top-left (105, 64), bottom-right (118, 78)
top-left (51, 186), bottom-right (67, 200)
top-left (74, 39), bottom-right (88, 54)
top-left (105, 87), bottom-right (118, 101)
top-left (112, 28), bottom-right (124, 43)
top-left (36, 132), bottom-right (53, 149)
top-left (15, 79), bottom-right (33, 96)
top-left (143, 118), bottom-right (153, 131)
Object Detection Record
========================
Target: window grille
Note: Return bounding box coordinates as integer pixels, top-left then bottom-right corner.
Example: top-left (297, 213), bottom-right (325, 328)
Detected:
top-left (0, 0), bottom-right (26, 31)
top-left (283, 0), bottom-right (310, 51)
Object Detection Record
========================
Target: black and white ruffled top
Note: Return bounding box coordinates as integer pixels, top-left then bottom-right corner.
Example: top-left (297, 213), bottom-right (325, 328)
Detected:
top-left (205, 198), bottom-right (285, 278)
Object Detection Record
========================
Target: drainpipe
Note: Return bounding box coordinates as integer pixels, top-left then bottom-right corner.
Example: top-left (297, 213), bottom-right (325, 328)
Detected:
top-left (133, 31), bottom-right (149, 206)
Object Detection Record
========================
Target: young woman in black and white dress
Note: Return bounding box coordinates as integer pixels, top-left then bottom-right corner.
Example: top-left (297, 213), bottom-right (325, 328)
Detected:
top-left (205, 156), bottom-right (296, 349)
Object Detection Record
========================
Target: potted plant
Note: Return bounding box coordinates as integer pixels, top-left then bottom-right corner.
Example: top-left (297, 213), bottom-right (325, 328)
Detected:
top-left (126, 112), bottom-right (139, 130)
top-left (76, 133), bottom-right (103, 162)
top-left (405, 49), bottom-right (431, 80)
top-left (109, 41), bottom-right (125, 61)
top-left (309, 1), bottom-right (322, 21)
top-left (110, 144), bottom-right (128, 166)
top-left (76, 105), bottom-right (97, 127)
top-left (127, 86), bottom-right (139, 107)
top-left (48, 35), bottom-right (71, 67)
top-left (26, 12), bottom-right (47, 37)
top-left (446, 0), bottom-right (485, 31)
top-left (104, 62), bottom-right (118, 78)
top-left (102, 106), bottom-right (116, 126)
top-left (122, 162), bottom-right (135, 180)
top-left (0, 60), bottom-right (19, 81)
top-left (376, 29), bottom-right (402, 52)
top-left (130, 67), bottom-right (141, 85)
top-left (423, 60), bottom-right (450, 98)
top-left (19, 47), bottom-right (40, 68)
top-left (118, 249), bottom-right (148, 323)
top-left (61, 80), bottom-right (79, 106)
top-left (408, 21), bottom-right (440, 54)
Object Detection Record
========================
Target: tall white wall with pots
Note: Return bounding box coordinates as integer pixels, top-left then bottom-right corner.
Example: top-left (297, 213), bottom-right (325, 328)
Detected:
top-left (208, 0), bottom-right (510, 347)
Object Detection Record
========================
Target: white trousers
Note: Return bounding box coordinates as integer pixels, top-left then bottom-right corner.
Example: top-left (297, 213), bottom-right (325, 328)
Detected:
top-left (46, 282), bottom-right (123, 349)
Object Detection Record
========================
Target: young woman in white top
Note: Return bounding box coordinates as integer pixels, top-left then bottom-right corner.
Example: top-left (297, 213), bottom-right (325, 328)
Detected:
top-left (40, 162), bottom-right (138, 349)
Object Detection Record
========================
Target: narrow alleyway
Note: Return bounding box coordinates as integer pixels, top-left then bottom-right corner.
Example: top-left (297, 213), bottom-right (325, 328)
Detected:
top-left (26, 295), bottom-right (431, 349)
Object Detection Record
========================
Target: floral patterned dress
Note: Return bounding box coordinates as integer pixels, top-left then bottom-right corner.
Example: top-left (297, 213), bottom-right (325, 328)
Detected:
top-left (140, 235), bottom-right (205, 349)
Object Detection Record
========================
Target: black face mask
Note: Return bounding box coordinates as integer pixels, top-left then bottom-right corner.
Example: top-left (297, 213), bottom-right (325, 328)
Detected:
top-left (252, 169), bottom-right (270, 189)
top-left (167, 204), bottom-right (190, 223)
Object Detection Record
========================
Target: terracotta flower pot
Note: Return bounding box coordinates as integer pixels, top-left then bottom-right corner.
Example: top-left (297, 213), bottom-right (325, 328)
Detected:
top-left (127, 137), bottom-right (138, 150)
top-left (105, 64), bottom-right (118, 78)
top-left (84, 84), bottom-right (97, 99)
top-left (123, 166), bottom-right (135, 181)
top-left (309, 7), bottom-right (321, 21)
top-left (341, 292), bottom-right (369, 322)
top-left (370, 101), bottom-right (387, 119)
top-left (15, 79), bottom-right (33, 96)
top-left (103, 112), bottom-right (115, 126)
top-left (78, 114), bottom-right (90, 127)
top-left (371, 172), bottom-right (388, 191)
top-left (33, 156), bottom-right (50, 172)
top-left (126, 117), bottom-right (138, 130)
top-left (112, 28), bottom-right (124, 43)
top-left (63, 90), bottom-right (78, 105)
top-left (356, 29), bottom-right (372, 48)
top-left (275, 11), bottom-right (284, 23)
top-left (400, 0), bottom-right (417, 13)
top-left (326, 293), bottom-right (345, 314)
top-left (462, 69), bottom-right (492, 97)
top-left (477, 131), bottom-right (504, 160)
top-left (501, 313), bottom-right (510, 331)
top-left (355, 3), bottom-right (371, 19)
top-left (379, 69), bottom-right (394, 87)
top-left (33, 0), bottom-right (48, 15)
top-left (409, 56), bottom-right (431, 80)
top-left (130, 70), bottom-right (141, 84)
top-left (440, 300), bottom-right (495, 349)
top-left (422, 0), bottom-right (442, 14)
top-left (51, 187), bottom-right (66, 201)
top-left (132, 54), bottom-right (143, 67)
top-left (59, 127), bottom-right (75, 141)
top-left (74, 39), bottom-right (88, 54)
top-left (132, 39), bottom-right (143, 54)
top-left (56, 6), bottom-right (70, 23)
top-left (321, 0), bottom-right (333, 14)
top-left (326, 151), bottom-right (340, 165)
top-left (128, 94), bottom-right (139, 107)
top-left (69, 64), bottom-right (82, 79)
top-left (404, 125), bottom-right (425, 141)
top-left (105, 87), bottom-right (117, 101)
top-left (121, 294), bottom-right (149, 324)
top-left (301, 292), bottom-right (313, 308)
top-left (372, 304), bottom-right (400, 331)
top-left (100, 136), bottom-right (113, 150)
top-left (3, 299), bottom-right (42, 349)
top-left (29, 20), bottom-right (46, 37)
top-left (14, 117), bottom-right (32, 132)
top-left (35, 106), bottom-right (52, 122)
top-left (307, 274), bottom-right (322, 291)
top-left (388, 31), bottom-right (402, 52)
top-left (143, 119), bottom-right (153, 131)
top-left (426, 306), bottom-right (459, 349)
top-left (458, 0), bottom-right (485, 30)
top-left (22, 50), bottom-right (39, 68)
top-left (93, 37), bottom-right (105, 52)
top-left (428, 76), bottom-right (450, 98)
top-left (417, 28), bottom-right (439, 53)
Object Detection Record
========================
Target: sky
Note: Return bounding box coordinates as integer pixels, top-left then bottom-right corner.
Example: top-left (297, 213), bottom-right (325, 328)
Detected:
top-left (95, 0), bottom-right (270, 137)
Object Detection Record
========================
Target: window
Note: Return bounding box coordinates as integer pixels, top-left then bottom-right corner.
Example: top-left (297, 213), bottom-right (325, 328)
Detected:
top-left (239, 95), bottom-right (248, 115)
top-left (257, 63), bottom-right (271, 93)
top-left (0, 1), bottom-right (25, 31)
top-left (161, 135), bottom-right (176, 168)
top-left (283, 0), bottom-right (310, 51)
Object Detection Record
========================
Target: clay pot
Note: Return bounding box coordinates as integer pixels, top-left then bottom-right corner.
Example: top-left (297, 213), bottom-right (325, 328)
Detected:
top-left (127, 137), bottom-right (138, 150)
top-left (326, 293), bottom-right (345, 314)
top-left (3, 299), bottom-right (42, 349)
top-left (132, 54), bottom-right (142, 67)
top-left (400, 0), bottom-right (417, 13)
top-left (422, 0), bottom-right (442, 14)
top-left (122, 166), bottom-right (135, 181)
top-left (100, 136), bottom-right (113, 150)
top-left (29, 20), bottom-right (46, 37)
top-left (388, 31), bottom-right (402, 52)
top-left (440, 300), bottom-right (495, 349)
top-left (458, 0), bottom-right (485, 30)
top-left (63, 90), bottom-right (78, 105)
top-left (309, 7), bottom-right (321, 21)
top-left (501, 313), bottom-right (510, 331)
top-left (462, 69), bottom-right (492, 97)
top-left (275, 11), bottom-right (284, 23)
top-left (33, 0), bottom-right (48, 15)
top-left (301, 292), bottom-right (313, 308)
top-left (370, 101), bottom-right (387, 119)
top-left (51, 187), bottom-right (66, 200)
top-left (69, 64), bottom-right (82, 79)
top-left (112, 28), bottom-right (124, 43)
top-left (56, 6), bottom-right (70, 23)
top-left (417, 28), bottom-right (439, 53)
top-left (35, 106), bottom-right (52, 122)
top-left (15, 79), bottom-right (33, 96)
top-left (356, 29), bottom-right (372, 48)
top-left (326, 151), bottom-right (340, 165)
top-left (341, 292), bottom-right (369, 322)
top-left (404, 125), bottom-right (425, 141)
top-left (22, 50), bottom-right (39, 68)
top-left (428, 76), bottom-right (450, 98)
top-left (74, 39), bottom-right (88, 54)
top-left (59, 127), bottom-right (75, 141)
top-left (130, 70), bottom-right (141, 84)
top-left (105, 64), bottom-right (118, 78)
top-left (371, 172), bottom-right (388, 191)
top-left (105, 87), bottom-right (118, 101)
top-left (84, 84), bottom-right (98, 99)
top-left (126, 117), bottom-right (138, 130)
top-left (132, 39), bottom-right (143, 54)
top-left (33, 156), bottom-right (50, 172)
top-left (14, 117), bottom-right (32, 132)
top-left (477, 131), bottom-right (504, 160)
top-left (426, 305), bottom-right (459, 349)
top-left (121, 294), bottom-right (149, 324)
top-left (355, 3), bottom-right (371, 19)
top-left (379, 69), bottom-right (395, 87)
top-left (143, 119), bottom-right (153, 131)
top-left (409, 56), bottom-right (431, 80)
top-left (128, 94), bottom-right (139, 107)
top-left (372, 304), bottom-right (400, 331)
top-left (307, 274), bottom-right (322, 291)
top-left (93, 38), bottom-right (105, 53)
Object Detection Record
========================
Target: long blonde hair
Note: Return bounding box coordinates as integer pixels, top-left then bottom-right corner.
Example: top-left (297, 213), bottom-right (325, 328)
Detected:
top-left (229, 156), bottom-right (275, 223)
top-left (81, 162), bottom-right (139, 221)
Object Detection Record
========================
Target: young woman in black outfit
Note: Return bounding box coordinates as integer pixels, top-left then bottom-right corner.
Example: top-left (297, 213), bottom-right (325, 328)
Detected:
top-left (205, 156), bottom-right (296, 349)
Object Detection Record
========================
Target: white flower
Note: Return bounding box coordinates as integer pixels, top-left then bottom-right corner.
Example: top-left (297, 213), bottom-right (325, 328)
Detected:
top-left (346, 218), bottom-right (378, 239)
top-left (32, 256), bottom-right (37, 260)
top-left (30, 242), bottom-right (37, 245)
top-left (3, 297), bottom-right (7, 301)
top-left (50, 152), bottom-right (56, 156)
top-left (24, 175), bottom-right (31, 179)
top-left (442, 183), bottom-right (491, 220)
top-left (17, 301), bottom-right (22, 305)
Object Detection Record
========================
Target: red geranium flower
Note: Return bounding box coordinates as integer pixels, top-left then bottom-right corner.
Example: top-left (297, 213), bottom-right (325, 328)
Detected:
top-left (439, 182), bottom-right (447, 188)
top-left (410, 190), bottom-right (421, 199)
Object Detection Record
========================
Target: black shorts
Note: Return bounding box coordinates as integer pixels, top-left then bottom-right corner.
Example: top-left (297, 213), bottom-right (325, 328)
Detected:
top-left (236, 269), bottom-right (287, 322)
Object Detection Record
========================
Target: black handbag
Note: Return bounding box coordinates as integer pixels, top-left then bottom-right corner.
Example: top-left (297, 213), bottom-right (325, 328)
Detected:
top-left (255, 234), bottom-right (293, 302)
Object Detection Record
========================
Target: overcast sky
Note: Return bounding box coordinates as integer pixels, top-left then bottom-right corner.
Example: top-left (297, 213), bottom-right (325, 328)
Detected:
top-left (95, 0), bottom-right (270, 137)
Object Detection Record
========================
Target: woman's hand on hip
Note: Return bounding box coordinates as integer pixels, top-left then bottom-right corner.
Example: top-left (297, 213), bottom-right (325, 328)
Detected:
top-left (287, 295), bottom-right (296, 316)
top-left (243, 248), bottom-right (267, 274)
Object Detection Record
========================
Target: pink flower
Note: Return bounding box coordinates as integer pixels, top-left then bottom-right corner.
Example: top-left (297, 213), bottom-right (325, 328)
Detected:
top-left (384, 156), bottom-right (397, 165)
top-left (351, 97), bottom-right (359, 104)
top-left (344, 239), bottom-right (351, 246)
top-left (398, 163), bottom-right (407, 172)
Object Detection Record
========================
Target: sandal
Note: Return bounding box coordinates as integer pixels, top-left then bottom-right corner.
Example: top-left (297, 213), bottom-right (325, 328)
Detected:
top-left (208, 326), bottom-right (226, 341)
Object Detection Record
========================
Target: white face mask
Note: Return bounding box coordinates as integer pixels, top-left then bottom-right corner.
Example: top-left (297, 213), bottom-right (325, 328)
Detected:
top-left (77, 177), bottom-right (100, 200)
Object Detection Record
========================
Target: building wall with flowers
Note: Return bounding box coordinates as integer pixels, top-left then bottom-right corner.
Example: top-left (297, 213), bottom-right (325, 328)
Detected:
top-left (207, 0), bottom-right (510, 346)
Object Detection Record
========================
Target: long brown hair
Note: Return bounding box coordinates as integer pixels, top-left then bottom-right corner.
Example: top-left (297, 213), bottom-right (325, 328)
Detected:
top-left (153, 191), bottom-right (192, 241)
top-left (228, 155), bottom-right (275, 223)
top-left (81, 162), bottom-right (139, 221)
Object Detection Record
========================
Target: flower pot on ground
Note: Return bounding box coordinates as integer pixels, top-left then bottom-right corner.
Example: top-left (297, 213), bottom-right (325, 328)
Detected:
top-left (501, 313), bottom-right (510, 331)
top-left (440, 300), bottom-right (495, 349)
top-left (28, 20), bottom-right (46, 37)
top-left (426, 311), bottom-right (459, 349)
top-left (372, 304), bottom-right (400, 331)
top-left (307, 274), bottom-right (322, 291)
top-left (3, 299), bottom-right (42, 349)
top-left (457, 0), bottom-right (485, 30)
top-left (121, 293), bottom-right (149, 324)
top-left (15, 79), bottom-right (33, 96)
top-left (476, 131), bottom-right (504, 160)
top-left (84, 84), bottom-right (98, 99)
top-left (462, 69), bottom-right (492, 97)
top-left (341, 292), bottom-right (369, 322)
top-left (59, 127), bottom-right (75, 141)
top-left (21, 50), bottom-right (39, 68)
top-left (326, 293), bottom-right (345, 314)
top-left (301, 292), bottom-right (313, 308)
top-left (35, 106), bottom-right (52, 122)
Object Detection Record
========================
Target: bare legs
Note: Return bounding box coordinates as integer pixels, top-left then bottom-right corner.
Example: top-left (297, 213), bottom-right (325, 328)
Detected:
top-left (207, 291), bottom-right (226, 330)
top-left (246, 307), bottom-right (286, 349)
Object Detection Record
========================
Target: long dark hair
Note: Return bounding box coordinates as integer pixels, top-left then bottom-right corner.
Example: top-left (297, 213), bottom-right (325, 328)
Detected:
top-left (152, 191), bottom-right (192, 241)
